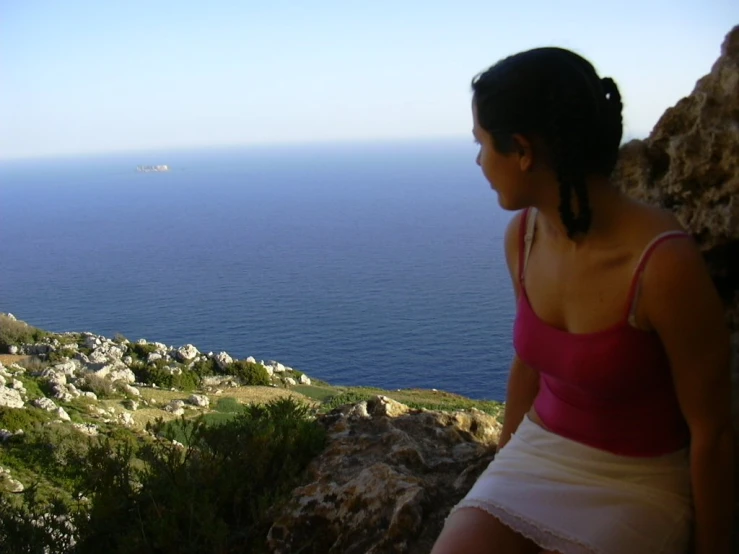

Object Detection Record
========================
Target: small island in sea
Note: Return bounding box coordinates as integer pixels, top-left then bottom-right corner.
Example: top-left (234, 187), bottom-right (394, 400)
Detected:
top-left (136, 164), bottom-right (170, 173)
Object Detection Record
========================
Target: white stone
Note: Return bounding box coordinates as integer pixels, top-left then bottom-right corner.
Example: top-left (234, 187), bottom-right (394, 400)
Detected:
top-left (0, 375), bottom-right (5, 388)
top-left (123, 356), bottom-right (133, 365)
top-left (10, 379), bottom-right (24, 391)
top-left (88, 349), bottom-right (110, 365)
top-left (33, 397), bottom-right (58, 411)
top-left (152, 342), bottom-right (167, 353)
top-left (84, 336), bottom-right (101, 350)
top-left (187, 394), bottom-right (209, 408)
top-left (176, 344), bottom-right (200, 362)
top-left (55, 407), bottom-right (71, 421)
top-left (5, 313), bottom-right (16, 321)
top-left (246, 356), bottom-right (256, 364)
top-left (273, 363), bottom-right (286, 373)
top-left (123, 384), bottom-right (140, 397)
top-left (108, 367), bottom-right (136, 383)
top-left (214, 352), bottom-right (233, 371)
top-left (285, 377), bottom-right (297, 386)
top-left (124, 400), bottom-right (139, 411)
top-left (118, 412), bottom-right (135, 426)
top-left (53, 361), bottom-right (79, 376)
top-left (81, 391), bottom-right (98, 400)
top-left (41, 368), bottom-right (67, 387)
top-left (7, 345), bottom-right (18, 355)
top-left (147, 352), bottom-right (162, 364)
top-left (299, 374), bottom-right (312, 385)
top-left (72, 423), bottom-right (98, 436)
top-left (165, 400), bottom-right (185, 415)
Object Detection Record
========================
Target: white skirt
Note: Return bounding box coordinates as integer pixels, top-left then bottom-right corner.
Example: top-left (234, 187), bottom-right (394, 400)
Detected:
top-left (450, 415), bottom-right (693, 554)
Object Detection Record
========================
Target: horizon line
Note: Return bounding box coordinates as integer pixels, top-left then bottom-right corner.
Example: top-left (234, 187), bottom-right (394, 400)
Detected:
top-left (0, 130), bottom-right (651, 164)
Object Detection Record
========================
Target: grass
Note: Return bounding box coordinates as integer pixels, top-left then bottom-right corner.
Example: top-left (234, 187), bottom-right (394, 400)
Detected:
top-left (295, 384), bottom-right (504, 417)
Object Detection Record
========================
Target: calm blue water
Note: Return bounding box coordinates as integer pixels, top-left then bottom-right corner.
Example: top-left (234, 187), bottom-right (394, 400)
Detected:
top-left (0, 139), bottom-right (515, 400)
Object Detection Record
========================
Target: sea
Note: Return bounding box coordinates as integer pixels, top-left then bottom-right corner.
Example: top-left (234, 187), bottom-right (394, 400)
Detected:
top-left (0, 139), bottom-right (516, 401)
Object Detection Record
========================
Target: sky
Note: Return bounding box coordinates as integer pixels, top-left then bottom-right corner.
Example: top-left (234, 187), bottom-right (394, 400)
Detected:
top-left (1, 0), bottom-right (737, 160)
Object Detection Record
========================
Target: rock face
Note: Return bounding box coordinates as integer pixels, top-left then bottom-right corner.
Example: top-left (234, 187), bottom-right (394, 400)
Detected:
top-left (267, 397), bottom-right (500, 554)
top-left (613, 25), bottom-right (739, 333)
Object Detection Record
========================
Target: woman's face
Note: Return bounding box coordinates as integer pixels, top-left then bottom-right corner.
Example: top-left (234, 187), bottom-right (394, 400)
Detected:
top-left (472, 101), bottom-right (529, 211)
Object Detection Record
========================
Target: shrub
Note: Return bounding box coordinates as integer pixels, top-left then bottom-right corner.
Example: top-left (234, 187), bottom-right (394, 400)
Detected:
top-left (190, 357), bottom-right (218, 378)
top-left (78, 374), bottom-right (118, 398)
top-left (224, 361), bottom-right (270, 386)
top-left (0, 315), bottom-right (46, 351)
top-left (0, 406), bottom-right (52, 432)
top-left (127, 342), bottom-right (158, 361)
top-left (213, 396), bottom-right (242, 414)
top-left (77, 397), bottom-right (326, 553)
top-left (47, 347), bottom-right (78, 364)
top-left (321, 391), bottom-right (374, 412)
top-left (132, 360), bottom-right (200, 391)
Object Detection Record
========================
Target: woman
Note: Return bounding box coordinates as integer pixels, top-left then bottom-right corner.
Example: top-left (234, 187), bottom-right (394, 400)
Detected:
top-left (431, 48), bottom-right (733, 554)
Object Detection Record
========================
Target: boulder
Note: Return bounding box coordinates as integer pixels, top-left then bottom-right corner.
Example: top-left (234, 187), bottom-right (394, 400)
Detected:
top-left (268, 398), bottom-right (501, 553)
top-left (0, 388), bottom-right (24, 409)
top-left (176, 344), bottom-right (200, 362)
top-left (214, 352), bottom-right (233, 371)
top-left (32, 397), bottom-right (58, 412)
top-left (187, 394), bottom-right (209, 408)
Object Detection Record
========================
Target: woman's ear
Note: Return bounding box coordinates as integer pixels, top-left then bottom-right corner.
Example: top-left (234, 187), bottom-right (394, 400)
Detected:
top-left (511, 133), bottom-right (534, 172)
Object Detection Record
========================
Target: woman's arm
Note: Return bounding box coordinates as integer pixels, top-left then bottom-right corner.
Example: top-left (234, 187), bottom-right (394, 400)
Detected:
top-left (498, 355), bottom-right (539, 450)
top-left (643, 235), bottom-right (734, 554)
top-left (497, 211), bottom-right (540, 451)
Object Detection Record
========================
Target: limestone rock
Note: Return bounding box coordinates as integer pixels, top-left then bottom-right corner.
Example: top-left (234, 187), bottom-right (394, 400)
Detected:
top-left (267, 399), bottom-right (500, 553)
top-left (611, 25), bottom-right (739, 543)
top-left (55, 407), bottom-right (71, 422)
top-left (369, 395), bottom-right (410, 418)
top-left (165, 400), bottom-right (186, 416)
top-left (72, 423), bottom-right (99, 436)
top-left (176, 344), bottom-right (200, 362)
top-left (299, 373), bottom-right (312, 385)
top-left (214, 352), bottom-right (233, 371)
top-left (613, 24), bottom-right (739, 331)
top-left (33, 397), bottom-right (58, 412)
top-left (187, 394), bottom-right (209, 408)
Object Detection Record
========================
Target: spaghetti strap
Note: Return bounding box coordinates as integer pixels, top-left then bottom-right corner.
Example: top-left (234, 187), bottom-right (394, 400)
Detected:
top-left (518, 208), bottom-right (537, 285)
top-left (624, 230), bottom-right (692, 323)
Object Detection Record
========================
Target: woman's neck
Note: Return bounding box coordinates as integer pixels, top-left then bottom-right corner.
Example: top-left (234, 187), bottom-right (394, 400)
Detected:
top-left (533, 176), bottom-right (625, 250)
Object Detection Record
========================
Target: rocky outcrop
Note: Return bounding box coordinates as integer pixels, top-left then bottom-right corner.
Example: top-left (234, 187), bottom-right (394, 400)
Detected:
top-left (267, 397), bottom-right (501, 554)
top-left (613, 25), bottom-right (739, 333)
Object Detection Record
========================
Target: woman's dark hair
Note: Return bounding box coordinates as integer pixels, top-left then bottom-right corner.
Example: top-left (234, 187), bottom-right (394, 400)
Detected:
top-left (472, 47), bottom-right (623, 238)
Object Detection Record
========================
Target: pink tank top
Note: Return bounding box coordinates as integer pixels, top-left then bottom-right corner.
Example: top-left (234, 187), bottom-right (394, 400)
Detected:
top-left (513, 208), bottom-right (691, 457)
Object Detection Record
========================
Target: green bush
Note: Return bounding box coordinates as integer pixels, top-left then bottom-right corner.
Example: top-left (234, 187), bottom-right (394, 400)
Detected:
top-left (321, 391), bottom-right (374, 412)
top-left (224, 361), bottom-right (270, 386)
top-left (0, 406), bottom-right (52, 432)
top-left (78, 374), bottom-right (118, 399)
top-left (132, 360), bottom-right (201, 391)
top-left (85, 397), bottom-right (324, 553)
top-left (0, 315), bottom-right (46, 351)
top-left (127, 342), bottom-right (158, 361)
top-left (190, 357), bottom-right (218, 377)
top-left (0, 397), bottom-right (328, 553)
top-left (47, 347), bottom-right (79, 364)
top-left (213, 396), bottom-right (243, 413)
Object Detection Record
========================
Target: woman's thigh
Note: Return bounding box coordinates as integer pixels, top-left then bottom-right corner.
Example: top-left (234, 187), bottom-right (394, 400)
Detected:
top-left (431, 507), bottom-right (540, 554)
